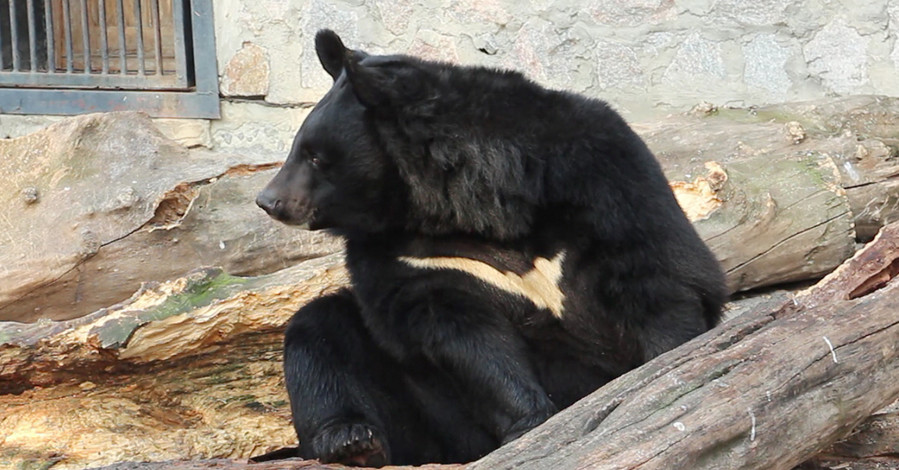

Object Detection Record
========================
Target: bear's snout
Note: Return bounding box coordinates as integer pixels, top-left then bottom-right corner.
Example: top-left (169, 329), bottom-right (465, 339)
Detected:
top-left (255, 190), bottom-right (283, 216)
top-left (255, 186), bottom-right (314, 228)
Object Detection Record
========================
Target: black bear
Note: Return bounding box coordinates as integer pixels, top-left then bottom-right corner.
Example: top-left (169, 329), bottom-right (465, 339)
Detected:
top-left (256, 29), bottom-right (727, 466)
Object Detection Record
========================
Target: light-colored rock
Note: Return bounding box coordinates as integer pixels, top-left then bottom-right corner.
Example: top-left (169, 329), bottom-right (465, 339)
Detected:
top-left (594, 39), bottom-right (645, 91)
top-left (507, 18), bottom-right (589, 93)
top-left (743, 33), bottom-right (792, 98)
top-left (210, 101), bottom-right (312, 154)
top-left (661, 32), bottom-right (728, 94)
top-left (804, 20), bottom-right (870, 94)
top-left (152, 118), bottom-right (213, 148)
top-left (892, 1), bottom-right (899, 74)
top-left (711, 0), bottom-right (793, 26)
top-left (371, 0), bottom-right (416, 36)
top-left (299, 0), bottom-right (362, 93)
top-left (220, 42), bottom-right (271, 98)
top-left (407, 30), bottom-right (460, 63)
top-left (588, 0), bottom-right (675, 26)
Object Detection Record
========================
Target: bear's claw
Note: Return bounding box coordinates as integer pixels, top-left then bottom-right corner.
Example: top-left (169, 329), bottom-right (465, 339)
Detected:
top-left (312, 423), bottom-right (389, 467)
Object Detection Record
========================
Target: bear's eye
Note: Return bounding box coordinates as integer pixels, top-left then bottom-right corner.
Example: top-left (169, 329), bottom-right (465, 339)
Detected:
top-left (309, 153), bottom-right (322, 169)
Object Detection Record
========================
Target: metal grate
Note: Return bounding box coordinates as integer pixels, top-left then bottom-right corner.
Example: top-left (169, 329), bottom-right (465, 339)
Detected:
top-left (0, 0), bottom-right (218, 118)
top-left (1, 0), bottom-right (189, 89)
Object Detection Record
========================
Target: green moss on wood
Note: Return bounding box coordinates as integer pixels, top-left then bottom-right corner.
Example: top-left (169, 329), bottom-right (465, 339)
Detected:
top-left (94, 268), bottom-right (249, 349)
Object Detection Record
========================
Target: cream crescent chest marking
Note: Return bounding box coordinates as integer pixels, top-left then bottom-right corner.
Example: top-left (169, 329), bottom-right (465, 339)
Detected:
top-left (398, 251), bottom-right (566, 319)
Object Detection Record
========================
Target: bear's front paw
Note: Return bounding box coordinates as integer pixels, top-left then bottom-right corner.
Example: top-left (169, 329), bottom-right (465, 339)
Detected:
top-left (312, 422), bottom-right (389, 467)
top-left (501, 406), bottom-right (557, 445)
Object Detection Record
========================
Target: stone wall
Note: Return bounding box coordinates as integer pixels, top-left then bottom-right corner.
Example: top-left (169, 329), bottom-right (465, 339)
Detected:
top-left (209, 0), bottom-right (899, 152)
top-left (3, 0), bottom-right (899, 154)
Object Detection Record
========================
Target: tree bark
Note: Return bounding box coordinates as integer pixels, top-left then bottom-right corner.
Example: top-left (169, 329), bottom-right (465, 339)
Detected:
top-left (470, 221), bottom-right (899, 470)
top-left (3, 98), bottom-right (899, 322)
top-left (820, 405), bottom-right (899, 461)
top-left (3, 221), bottom-right (898, 470)
top-left (0, 112), bottom-right (342, 323)
top-left (0, 254), bottom-right (348, 469)
top-left (644, 95), bottom-right (899, 292)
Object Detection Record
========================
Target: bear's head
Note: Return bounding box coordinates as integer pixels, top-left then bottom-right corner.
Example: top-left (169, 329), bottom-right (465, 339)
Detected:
top-left (255, 30), bottom-right (405, 233)
top-left (257, 30), bottom-right (542, 239)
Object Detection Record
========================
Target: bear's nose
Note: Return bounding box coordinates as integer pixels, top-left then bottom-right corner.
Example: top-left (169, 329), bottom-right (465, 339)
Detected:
top-left (255, 191), bottom-right (282, 215)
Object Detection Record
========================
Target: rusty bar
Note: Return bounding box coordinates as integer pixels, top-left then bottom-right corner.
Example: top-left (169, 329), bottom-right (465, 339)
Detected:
top-left (133, 0), bottom-right (145, 75)
top-left (99, 0), bottom-right (109, 74)
top-left (9, 0), bottom-right (20, 70)
top-left (150, 0), bottom-right (161, 74)
top-left (0, 4), bottom-right (3, 70)
top-left (26, 0), bottom-right (38, 71)
top-left (44, 0), bottom-right (54, 72)
top-left (116, 0), bottom-right (125, 74)
top-left (189, 0), bottom-right (219, 112)
top-left (170, 0), bottom-right (187, 86)
top-left (0, 87), bottom-right (221, 118)
top-left (63, 0), bottom-right (73, 73)
top-left (0, 68), bottom-right (179, 87)
top-left (79, 0), bottom-right (90, 73)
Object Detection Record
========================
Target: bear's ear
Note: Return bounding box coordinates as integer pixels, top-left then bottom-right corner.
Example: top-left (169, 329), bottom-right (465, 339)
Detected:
top-left (345, 57), bottom-right (428, 110)
top-left (345, 58), bottom-right (392, 108)
top-left (315, 29), bottom-right (347, 81)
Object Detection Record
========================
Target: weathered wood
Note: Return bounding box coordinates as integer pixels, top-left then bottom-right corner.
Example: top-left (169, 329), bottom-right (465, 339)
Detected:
top-left (3, 98), bottom-right (899, 323)
top-left (2, 99), bottom-right (899, 468)
top-left (801, 458), bottom-right (899, 470)
top-left (825, 409), bottom-right (899, 460)
top-left (645, 95), bottom-right (899, 292)
top-left (469, 221), bottom-right (899, 470)
top-left (90, 459), bottom-right (460, 470)
top-left (808, 398), bottom-right (899, 468)
top-left (5, 224), bottom-right (898, 470)
top-left (0, 112), bottom-right (342, 322)
top-left (0, 254), bottom-right (348, 470)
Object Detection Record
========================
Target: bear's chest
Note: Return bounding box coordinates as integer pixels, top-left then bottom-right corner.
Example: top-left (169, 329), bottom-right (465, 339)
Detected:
top-left (345, 236), bottom-right (572, 321)
top-left (396, 251), bottom-right (567, 319)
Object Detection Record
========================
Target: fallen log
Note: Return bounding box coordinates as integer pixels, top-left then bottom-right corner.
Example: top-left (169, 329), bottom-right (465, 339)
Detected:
top-left (819, 404), bottom-right (899, 462)
top-left (0, 254), bottom-right (348, 469)
top-left (644, 95), bottom-right (899, 292)
top-left (470, 221), bottom-right (899, 470)
top-left (0, 112), bottom-right (342, 323)
top-left (3, 219), bottom-right (898, 469)
top-left (3, 97), bottom-right (899, 322)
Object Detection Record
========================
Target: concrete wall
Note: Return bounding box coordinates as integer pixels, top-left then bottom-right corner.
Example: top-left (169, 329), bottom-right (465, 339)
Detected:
top-left (4, 0), bottom-right (899, 155)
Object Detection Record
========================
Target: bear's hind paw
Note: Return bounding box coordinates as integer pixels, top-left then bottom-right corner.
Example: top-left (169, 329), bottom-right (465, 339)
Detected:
top-left (312, 422), bottom-right (389, 467)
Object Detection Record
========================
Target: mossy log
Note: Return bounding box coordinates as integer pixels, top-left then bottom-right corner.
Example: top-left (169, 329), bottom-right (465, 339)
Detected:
top-left (0, 254), bottom-right (348, 469)
top-left (645, 95), bottom-right (899, 292)
top-left (2, 221), bottom-right (898, 470)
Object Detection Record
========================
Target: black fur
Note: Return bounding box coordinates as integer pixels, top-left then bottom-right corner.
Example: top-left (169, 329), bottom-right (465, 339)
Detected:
top-left (257, 29), bottom-right (727, 466)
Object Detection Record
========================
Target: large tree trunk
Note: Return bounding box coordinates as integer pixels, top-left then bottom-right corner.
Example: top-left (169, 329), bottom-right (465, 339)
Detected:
top-left (2, 98), bottom-right (899, 469)
top-left (0, 254), bottom-right (349, 469)
top-left (644, 95), bottom-right (899, 292)
top-left (470, 221), bottom-right (899, 470)
top-left (3, 96), bottom-right (898, 322)
top-left (2, 219), bottom-right (897, 469)
top-left (0, 112), bottom-right (342, 323)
